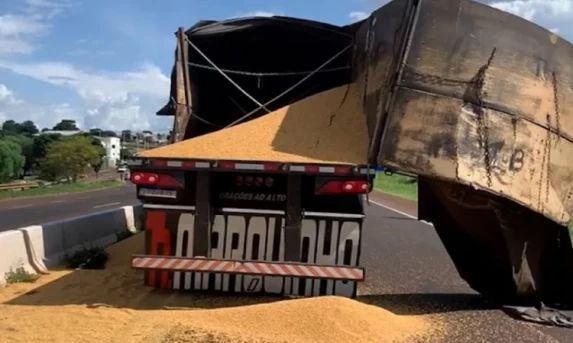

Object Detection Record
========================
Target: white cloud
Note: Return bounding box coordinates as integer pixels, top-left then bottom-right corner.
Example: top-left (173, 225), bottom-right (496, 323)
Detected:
top-left (0, 14), bottom-right (48, 55)
top-left (488, 0), bottom-right (572, 21)
top-left (0, 0), bottom-right (75, 56)
top-left (0, 0), bottom-right (174, 132)
top-left (349, 11), bottom-right (369, 21)
top-left (0, 60), bottom-right (169, 101)
top-left (0, 84), bottom-right (22, 105)
top-left (239, 11), bottom-right (277, 17)
top-left (0, 61), bottom-right (172, 131)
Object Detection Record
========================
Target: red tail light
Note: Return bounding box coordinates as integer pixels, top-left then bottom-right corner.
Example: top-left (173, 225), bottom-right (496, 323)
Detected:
top-left (130, 172), bottom-right (183, 188)
top-left (316, 180), bottom-right (370, 194)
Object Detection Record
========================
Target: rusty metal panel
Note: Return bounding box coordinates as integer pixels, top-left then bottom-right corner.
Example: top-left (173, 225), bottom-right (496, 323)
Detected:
top-left (358, 0), bottom-right (573, 225)
top-left (352, 0), bottom-right (416, 163)
top-left (399, 0), bottom-right (573, 142)
top-left (380, 88), bottom-right (573, 225)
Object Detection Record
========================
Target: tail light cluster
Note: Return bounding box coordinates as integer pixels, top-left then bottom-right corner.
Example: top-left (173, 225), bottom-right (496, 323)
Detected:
top-left (236, 175), bottom-right (274, 188)
top-left (315, 180), bottom-right (371, 194)
top-left (130, 172), bottom-right (183, 188)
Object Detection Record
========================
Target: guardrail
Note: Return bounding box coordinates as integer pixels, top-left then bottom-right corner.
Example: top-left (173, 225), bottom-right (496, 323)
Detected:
top-left (0, 182), bottom-right (40, 191)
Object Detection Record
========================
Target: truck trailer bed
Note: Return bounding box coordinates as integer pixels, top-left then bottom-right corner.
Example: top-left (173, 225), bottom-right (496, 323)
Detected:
top-left (140, 84), bottom-right (369, 165)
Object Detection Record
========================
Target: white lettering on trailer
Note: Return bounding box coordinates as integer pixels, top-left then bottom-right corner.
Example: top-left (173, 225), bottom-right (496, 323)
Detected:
top-left (173, 213), bottom-right (195, 290)
top-left (201, 215), bottom-right (226, 291)
top-left (223, 216), bottom-right (246, 292)
top-left (286, 219), bottom-right (318, 296)
top-left (263, 217), bottom-right (285, 294)
top-left (243, 216), bottom-right (267, 293)
top-left (171, 211), bottom-right (360, 296)
top-left (334, 222), bottom-right (361, 297)
top-left (314, 220), bottom-right (339, 295)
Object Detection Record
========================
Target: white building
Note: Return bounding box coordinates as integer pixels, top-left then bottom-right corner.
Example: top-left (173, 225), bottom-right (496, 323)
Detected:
top-left (99, 137), bottom-right (121, 168)
top-left (36, 130), bottom-right (83, 136)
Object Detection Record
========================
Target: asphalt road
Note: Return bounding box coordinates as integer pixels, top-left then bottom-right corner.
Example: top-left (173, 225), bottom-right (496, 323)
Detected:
top-left (365, 192), bottom-right (573, 342)
top-left (0, 184), bottom-right (139, 232)
top-left (1, 186), bottom-right (572, 341)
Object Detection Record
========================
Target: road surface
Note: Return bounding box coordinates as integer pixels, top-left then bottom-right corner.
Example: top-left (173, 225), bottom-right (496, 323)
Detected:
top-left (0, 184), bottom-right (138, 232)
top-left (1, 186), bottom-right (572, 341)
top-left (364, 192), bottom-right (573, 342)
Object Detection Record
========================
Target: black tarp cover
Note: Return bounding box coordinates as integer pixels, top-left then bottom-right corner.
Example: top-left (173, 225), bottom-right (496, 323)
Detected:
top-left (157, 16), bottom-right (362, 140)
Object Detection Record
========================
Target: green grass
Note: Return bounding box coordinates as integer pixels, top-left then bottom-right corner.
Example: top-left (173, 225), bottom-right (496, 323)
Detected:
top-left (373, 173), bottom-right (417, 201)
top-left (0, 180), bottom-right (124, 200)
top-left (4, 267), bottom-right (40, 284)
top-left (373, 173), bottom-right (573, 239)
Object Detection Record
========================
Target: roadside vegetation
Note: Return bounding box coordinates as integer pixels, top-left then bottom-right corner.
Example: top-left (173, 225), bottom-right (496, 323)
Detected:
top-left (0, 119), bottom-right (132, 200)
top-left (373, 173), bottom-right (417, 201)
top-left (64, 246), bottom-right (109, 270)
top-left (373, 171), bottom-right (573, 239)
top-left (4, 266), bottom-right (40, 284)
top-left (0, 179), bottom-right (123, 200)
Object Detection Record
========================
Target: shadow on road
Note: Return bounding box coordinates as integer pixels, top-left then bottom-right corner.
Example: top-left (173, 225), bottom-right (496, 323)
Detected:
top-left (358, 292), bottom-right (497, 315)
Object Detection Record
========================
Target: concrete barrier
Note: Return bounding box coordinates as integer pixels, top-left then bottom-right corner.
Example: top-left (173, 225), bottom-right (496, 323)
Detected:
top-left (0, 230), bottom-right (37, 286)
top-left (1, 204), bottom-right (142, 284)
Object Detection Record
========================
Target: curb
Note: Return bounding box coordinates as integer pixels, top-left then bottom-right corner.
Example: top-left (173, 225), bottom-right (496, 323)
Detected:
top-left (0, 204), bottom-right (143, 286)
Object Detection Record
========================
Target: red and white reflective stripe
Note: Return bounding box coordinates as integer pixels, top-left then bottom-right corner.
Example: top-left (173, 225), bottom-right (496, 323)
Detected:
top-left (131, 158), bottom-right (376, 175)
top-left (289, 165), bottom-right (352, 174)
top-left (132, 256), bottom-right (365, 281)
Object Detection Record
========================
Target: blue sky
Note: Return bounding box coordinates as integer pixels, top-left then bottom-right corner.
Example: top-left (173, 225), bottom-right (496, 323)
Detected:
top-left (0, 0), bottom-right (571, 132)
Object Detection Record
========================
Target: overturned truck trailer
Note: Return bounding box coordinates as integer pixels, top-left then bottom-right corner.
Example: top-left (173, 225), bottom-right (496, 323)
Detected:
top-left (354, 0), bottom-right (573, 308)
top-left (154, 0), bottom-right (573, 314)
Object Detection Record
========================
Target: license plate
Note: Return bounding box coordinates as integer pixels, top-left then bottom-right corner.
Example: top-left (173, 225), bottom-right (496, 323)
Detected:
top-left (139, 188), bottom-right (177, 199)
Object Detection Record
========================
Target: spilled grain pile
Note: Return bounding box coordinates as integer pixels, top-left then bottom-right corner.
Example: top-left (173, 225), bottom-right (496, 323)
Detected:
top-left (140, 83), bottom-right (369, 165)
top-left (0, 234), bottom-right (442, 343)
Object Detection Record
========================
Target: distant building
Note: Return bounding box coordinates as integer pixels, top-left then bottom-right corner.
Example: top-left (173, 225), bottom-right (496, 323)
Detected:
top-left (36, 130), bottom-right (83, 136)
top-left (99, 137), bottom-right (121, 168)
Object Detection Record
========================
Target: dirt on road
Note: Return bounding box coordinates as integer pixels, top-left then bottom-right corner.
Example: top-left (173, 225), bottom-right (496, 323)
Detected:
top-left (0, 233), bottom-right (445, 343)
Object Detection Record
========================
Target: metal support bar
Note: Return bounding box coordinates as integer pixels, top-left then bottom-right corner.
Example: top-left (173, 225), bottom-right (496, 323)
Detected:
top-left (184, 35), bottom-right (272, 114)
top-left (194, 171), bottom-right (211, 257)
top-left (284, 175), bottom-right (303, 262)
top-left (225, 44), bottom-right (353, 128)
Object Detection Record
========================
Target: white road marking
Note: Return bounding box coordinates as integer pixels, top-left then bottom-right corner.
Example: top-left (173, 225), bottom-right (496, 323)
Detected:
top-left (368, 200), bottom-right (433, 226)
top-left (50, 200), bottom-right (64, 204)
top-left (11, 204), bottom-right (33, 209)
top-left (93, 202), bottom-right (121, 209)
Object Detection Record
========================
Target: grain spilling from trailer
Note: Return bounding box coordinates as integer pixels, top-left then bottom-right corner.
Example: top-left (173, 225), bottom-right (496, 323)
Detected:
top-left (139, 83), bottom-right (369, 165)
top-left (0, 234), bottom-right (445, 343)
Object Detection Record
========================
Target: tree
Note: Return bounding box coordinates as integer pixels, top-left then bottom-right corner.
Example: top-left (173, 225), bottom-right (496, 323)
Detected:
top-left (120, 148), bottom-right (134, 160)
top-left (1, 120), bottom-right (39, 136)
top-left (0, 140), bottom-right (25, 182)
top-left (89, 128), bottom-right (103, 136)
top-left (52, 119), bottom-right (79, 131)
top-left (2, 120), bottom-right (20, 134)
top-left (4, 135), bottom-right (34, 176)
top-left (121, 130), bottom-right (133, 142)
top-left (20, 120), bottom-right (39, 135)
top-left (39, 136), bottom-right (101, 182)
top-left (31, 134), bottom-right (62, 170)
top-left (90, 137), bottom-right (106, 177)
top-left (102, 130), bottom-right (116, 137)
